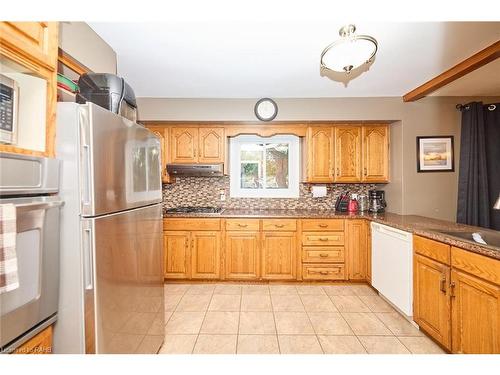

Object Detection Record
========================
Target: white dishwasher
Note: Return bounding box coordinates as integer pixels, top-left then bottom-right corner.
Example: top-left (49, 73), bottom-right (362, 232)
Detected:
top-left (371, 222), bottom-right (413, 317)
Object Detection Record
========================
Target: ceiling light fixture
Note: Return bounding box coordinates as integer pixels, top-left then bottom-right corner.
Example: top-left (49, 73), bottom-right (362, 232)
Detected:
top-left (320, 24), bottom-right (378, 74)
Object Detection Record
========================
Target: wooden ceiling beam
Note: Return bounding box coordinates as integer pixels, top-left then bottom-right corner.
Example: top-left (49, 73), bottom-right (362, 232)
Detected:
top-left (403, 40), bottom-right (500, 102)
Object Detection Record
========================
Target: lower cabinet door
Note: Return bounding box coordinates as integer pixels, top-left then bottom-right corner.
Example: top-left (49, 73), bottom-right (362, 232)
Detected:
top-left (413, 254), bottom-right (451, 350)
top-left (225, 231), bottom-right (260, 280)
top-left (163, 231), bottom-right (190, 279)
top-left (191, 231), bottom-right (221, 279)
top-left (346, 219), bottom-right (368, 280)
top-left (451, 269), bottom-right (500, 354)
top-left (262, 232), bottom-right (296, 280)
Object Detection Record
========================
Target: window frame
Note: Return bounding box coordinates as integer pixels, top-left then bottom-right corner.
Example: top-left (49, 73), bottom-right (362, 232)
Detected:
top-left (229, 135), bottom-right (300, 198)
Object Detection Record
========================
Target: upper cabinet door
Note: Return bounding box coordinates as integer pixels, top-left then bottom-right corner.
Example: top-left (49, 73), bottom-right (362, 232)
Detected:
top-left (170, 127), bottom-right (198, 163)
top-left (0, 22), bottom-right (58, 70)
top-left (362, 125), bottom-right (389, 182)
top-left (149, 128), bottom-right (170, 183)
top-left (334, 126), bottom-right (362, 182)
top-left (306, 127), bottom-right (334, 183)
top-left (198, 128), bottom-right (225, 163)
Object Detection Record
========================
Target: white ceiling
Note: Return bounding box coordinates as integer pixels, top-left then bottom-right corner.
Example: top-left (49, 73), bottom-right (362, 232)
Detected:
top-left (89, 21), bottom-right (500, 98)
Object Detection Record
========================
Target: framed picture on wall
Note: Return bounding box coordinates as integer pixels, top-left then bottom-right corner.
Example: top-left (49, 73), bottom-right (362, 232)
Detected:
top-left (416, 136), bottom-right (454, 172)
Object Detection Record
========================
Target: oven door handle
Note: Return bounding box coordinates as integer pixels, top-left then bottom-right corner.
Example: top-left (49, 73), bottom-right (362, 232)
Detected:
top-left (82, 226), bottom-right (94, 290)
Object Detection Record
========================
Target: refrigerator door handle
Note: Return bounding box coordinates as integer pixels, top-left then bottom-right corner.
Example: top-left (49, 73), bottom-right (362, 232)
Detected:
top-left (82, 144), bottom-right (92, 207)
top-left (82, 227), bottom-right (94, 290)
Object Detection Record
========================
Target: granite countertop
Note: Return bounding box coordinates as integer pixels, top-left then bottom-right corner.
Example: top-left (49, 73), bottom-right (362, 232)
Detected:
top-left (163, 209), bottom-right (500, 260)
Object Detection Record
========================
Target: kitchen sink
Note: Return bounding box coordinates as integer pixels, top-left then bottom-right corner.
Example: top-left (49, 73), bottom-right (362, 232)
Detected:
top-left (437, 230), bottom-right (500, 248)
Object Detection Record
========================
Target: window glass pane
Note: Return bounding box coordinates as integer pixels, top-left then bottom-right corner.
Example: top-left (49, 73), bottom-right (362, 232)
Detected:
top-left (240, 143), bottom-right (263, 189)
top-left (265, 143), bottom-right (289, 189)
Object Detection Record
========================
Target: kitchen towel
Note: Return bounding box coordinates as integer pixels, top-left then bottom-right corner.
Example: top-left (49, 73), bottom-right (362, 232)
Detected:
top-left (0, 204), bottom-right (19, 294)
top-left (311, 185), bottom-right (327, 198)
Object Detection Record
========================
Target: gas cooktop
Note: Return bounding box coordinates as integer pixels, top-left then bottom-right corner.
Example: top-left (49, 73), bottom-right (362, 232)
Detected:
top-left (165, 206), bottom-right (223, 214)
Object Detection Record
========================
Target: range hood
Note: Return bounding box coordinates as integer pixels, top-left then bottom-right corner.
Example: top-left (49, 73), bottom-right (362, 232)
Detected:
top-left (166, 164), bottom-right (223, 177)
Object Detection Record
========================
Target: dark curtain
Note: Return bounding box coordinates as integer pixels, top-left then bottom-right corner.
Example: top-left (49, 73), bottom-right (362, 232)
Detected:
top-left (456, 102), bottom-right (490, 227)
top-left (485, 103), bottom-right (500, 230)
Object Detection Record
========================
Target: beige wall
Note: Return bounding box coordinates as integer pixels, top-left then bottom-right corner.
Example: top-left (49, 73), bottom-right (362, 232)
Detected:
top-left (59, 22), bottom-right (117, 74)
top-left (137, 96), bottom-right (500, 221)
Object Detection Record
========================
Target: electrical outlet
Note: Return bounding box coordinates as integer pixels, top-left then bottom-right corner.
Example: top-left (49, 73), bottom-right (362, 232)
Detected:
top-left (219, 190), bottom-right (226, 201)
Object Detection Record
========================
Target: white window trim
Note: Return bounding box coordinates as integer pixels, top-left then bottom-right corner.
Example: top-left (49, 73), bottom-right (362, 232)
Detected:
top-left (229, 135), bottom-right (300, 198)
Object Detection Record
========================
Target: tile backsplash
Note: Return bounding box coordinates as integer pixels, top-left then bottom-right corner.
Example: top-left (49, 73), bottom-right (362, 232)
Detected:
top-left (162, 176), bottom-right (377, 211)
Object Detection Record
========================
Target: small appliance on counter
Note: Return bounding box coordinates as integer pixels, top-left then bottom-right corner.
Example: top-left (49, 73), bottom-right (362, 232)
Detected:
top-left (334, 191), bottom-right (350, 212)
top-left (368, 190), bottom-right (387, 213)
top-left (358, 194), bottom-right (369, 212)
top-left (347, 194), bottom-right (359, 213)
top-left (76, 73), bottom-right (138, 122)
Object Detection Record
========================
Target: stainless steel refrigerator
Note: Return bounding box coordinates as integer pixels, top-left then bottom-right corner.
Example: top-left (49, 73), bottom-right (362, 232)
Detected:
top-left (54, 103), bottom-right (164, 353)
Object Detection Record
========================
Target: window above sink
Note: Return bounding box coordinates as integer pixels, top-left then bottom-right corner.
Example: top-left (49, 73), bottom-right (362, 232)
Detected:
top-left (229, 135), bottom-right (300, 198)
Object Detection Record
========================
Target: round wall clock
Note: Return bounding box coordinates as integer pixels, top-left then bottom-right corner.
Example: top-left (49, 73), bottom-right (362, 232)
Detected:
top-left (254, 98), bottom-right (278, 122)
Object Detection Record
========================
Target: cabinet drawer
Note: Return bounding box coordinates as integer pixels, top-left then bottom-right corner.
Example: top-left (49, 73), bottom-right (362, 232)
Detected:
top-left (262, 219), bottom-right (297, 231)
top-left (302, 232), bottom-right (344, 246)
top-left (163, 218), bottom-right (221, 231)
top-left (302, 219), bottom-right (344, 231)
top-left (302, 247), bottom-right (344, 263)
top-left (414, 235), bottom-right (450, 265)
top-left (226, 219), bottom-right (260, 231)
top-left (451, 246), bottom-right (500, 285)
top-left (302, 264), bottom-right (345, 280)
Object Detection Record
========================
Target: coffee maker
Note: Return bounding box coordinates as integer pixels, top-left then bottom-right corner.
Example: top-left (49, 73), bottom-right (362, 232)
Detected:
top-left (368, 190), bottom-right (387, 213)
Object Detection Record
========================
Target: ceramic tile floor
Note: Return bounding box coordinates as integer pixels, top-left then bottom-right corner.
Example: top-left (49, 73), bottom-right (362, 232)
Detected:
top-left (159, 283), bottom-right (445, 354)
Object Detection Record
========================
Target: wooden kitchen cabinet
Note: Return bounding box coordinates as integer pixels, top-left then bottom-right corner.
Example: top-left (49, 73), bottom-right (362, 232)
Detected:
top-left (346, 219), bottom-right (368, 280)
top-left (198, 127), bottom-right (225, 163)
top-left (170, 126), bottom-right (225, 164)
top-left (0, 21), bottom-right (58, 157)
top-left (362, 125), bottom-right (389, 182)
top-left (305, 126), bottom-right (334, 183)
top-left (334, 126), bottom-right (362, 182)
top-left (170, 127), bottom-right (198, 163)
top-left (0, 22), bottom-right (58, 69)
top-left (191, 231), bottom-right (221, 279)
top-left (413, 253), bottom-right (452, 350)
top-left (13, 325), bottom-right (53, 354)
top-left (225, 231), bottom-right (260, 280)
top-left (450, 246), bottom-right (500, 353)
top-left (163, 231), bottom-right (191, 279)
top-left (301, 219), bottom-right (347, 281)
top-left (163, 219), bottom-right (222, 280)
top-left (451, 269), bottom-right (500, 354)
top-left (148, 127), bottom-right (170, 183)
top-left (261, 231), bottom-right (297, 280)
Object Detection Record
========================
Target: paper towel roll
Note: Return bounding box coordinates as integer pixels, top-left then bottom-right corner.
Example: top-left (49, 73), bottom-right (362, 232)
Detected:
top-left (311, 185), bottom-right (327, 198)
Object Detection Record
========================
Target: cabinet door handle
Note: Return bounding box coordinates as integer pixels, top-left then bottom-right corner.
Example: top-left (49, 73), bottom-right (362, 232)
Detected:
top-left (439, 275), bottom-right (447, 294)
top-left (319, 253), bottom-right (329, 258)
top-left (364, 167), bottom-right (367, 176)
top-left (318, 224), bottom-right (328, 228)
top-left (450, 281), bottom-right (456, 298)
top-left (336, 168), bottom-right (340, 176)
